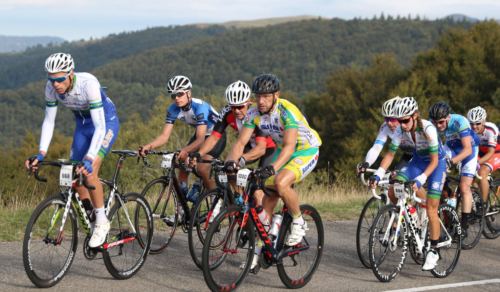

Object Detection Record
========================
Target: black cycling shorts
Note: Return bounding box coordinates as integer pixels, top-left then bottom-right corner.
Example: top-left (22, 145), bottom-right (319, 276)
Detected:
top-left (187, 131), bottom-right (227, 159)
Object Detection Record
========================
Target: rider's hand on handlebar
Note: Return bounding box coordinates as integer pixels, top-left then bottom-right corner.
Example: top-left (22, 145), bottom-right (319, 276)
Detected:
top-left (138, 145), bottom-right (151, 157)
top-left (369, 175), bottom-right (380, 189)
top-left (26, 153), bottom-right (44, 170)
top-left (223, 160), bottom-right (239, 174)
top-left (188, 152), bottom-right (201, 168)
top-left (260, 165), bottom-right (275, 179)
top-left (76, 158), bottom-right (93, 177)
top-left (356, 162), bottom-right (369, 176)
top-left (177, 149), bottom-right (189, 162)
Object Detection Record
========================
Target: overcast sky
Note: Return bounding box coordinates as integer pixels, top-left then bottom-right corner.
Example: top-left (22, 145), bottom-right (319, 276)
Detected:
top-left (2, 0), bottom-right (500, 41)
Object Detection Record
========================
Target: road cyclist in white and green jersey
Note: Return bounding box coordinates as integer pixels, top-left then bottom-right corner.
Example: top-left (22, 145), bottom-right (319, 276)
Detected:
top-left (369, 97), bottom-right (448, 271)
top-left (24, 53), bottom-right (120, 248)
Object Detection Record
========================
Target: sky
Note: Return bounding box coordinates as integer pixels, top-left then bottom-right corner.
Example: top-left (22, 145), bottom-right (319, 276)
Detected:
top-left (2, 0), bottom-right (500, 41)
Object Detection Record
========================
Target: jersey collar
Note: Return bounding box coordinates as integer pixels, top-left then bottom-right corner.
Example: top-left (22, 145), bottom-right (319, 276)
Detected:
top-left (181, 99), bottom-right (192, 111)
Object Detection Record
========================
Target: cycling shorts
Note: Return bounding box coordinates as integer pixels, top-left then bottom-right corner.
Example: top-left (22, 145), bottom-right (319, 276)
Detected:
top-left (187, 131), bottom-right (226, 159)
top-left (395, 155), bottom-right (447, 200)
top-left (444, 144), bottom-right (478, 178)
top-left (265, 148), bottom-right (319, 186)
top-left (70, 114), bottom-right (120, 162)
top-left (482, 153), bottom-right (500, 173)
top-left (244, 145), bottom-right (277, 168)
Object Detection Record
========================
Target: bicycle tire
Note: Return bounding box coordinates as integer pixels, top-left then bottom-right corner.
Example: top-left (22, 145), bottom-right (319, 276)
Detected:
top-left (102, 192), bottom-right (153, 279)
top-left (483, 187), bottom-right (500, 239)
top-left (456, 188), bottom-right (484, 249)
top-left (356, 196), bottom-right (386, 268)
top-left (188, 188), bottom-right (227, 270)
top-left (23, 194), bottom-right (78, 288)
top-left (276, 204), bottom-right (324, 289)
top-left (202, 206), bottom-right (255, 292)
top-left (140, 177), bottom-right (178, 254)
top-left (425, 204), bottom-right (461, 278)
top-left (369, 204), bottom-right (408, 283)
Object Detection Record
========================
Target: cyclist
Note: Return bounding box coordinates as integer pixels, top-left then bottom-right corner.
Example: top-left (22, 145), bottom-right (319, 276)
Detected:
top-left (138, 75), bottom-right (226, 225)
top-left (189, 80), bottom-right (277, 216)
top-left (370, 97), bottom-right (447, 271)
top-left (227, 74), bottom-right (322, 270)
top-left (429, 101), bottom-right (479, 240)
top-left (467, 106), bottom-right (500, 205)
top-left (24, 53), bottom-right (119, 248)
top-left (356, 96), bottom-right (413, 175)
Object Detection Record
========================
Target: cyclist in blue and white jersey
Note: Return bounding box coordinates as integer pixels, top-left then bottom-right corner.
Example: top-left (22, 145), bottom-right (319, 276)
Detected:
top-left (24, 53), bottom-right (119, 248)
top-left (356, 96), bottom-right (413, 175)
top-left (428, 101), bottom-right (479, 240)
top-left (138, 75), bottom-right (225, 224)
top-left (370, 97), bottom-right (447, 271)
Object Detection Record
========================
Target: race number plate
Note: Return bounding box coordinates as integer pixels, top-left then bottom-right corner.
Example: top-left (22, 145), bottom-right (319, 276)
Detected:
top-left (60, 165), bottom-right (73, 187)
top-left (236, 169), bottom-right (252, 187)
top-left (161, 154), bottom-right (174, 168)
top-left (218, 172), bottom-right (228, 183)
top-left (394, 183), bottom-right (406, 199)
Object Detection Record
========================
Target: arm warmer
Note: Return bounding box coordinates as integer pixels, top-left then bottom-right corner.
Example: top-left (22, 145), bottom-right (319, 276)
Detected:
top-left (39, 106), bottom-right (58, 153)
top-left (87, 107), bottom-right (106, 160)
top-left (365, 143), bottom-right (384, 166)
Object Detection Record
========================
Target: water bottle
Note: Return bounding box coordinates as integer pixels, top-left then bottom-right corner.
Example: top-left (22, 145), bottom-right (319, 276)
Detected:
top-left (419, 204), bottom-right (427, 228)
top-left (187, 181), bottom-right (201, 203)
top-left (234, 191), bottom-right (244, 205)
top-left (179, 182), bottom-right (189, 196)
top-left (269, 214), bottom-right (283, 237)
top-left (256, 205), bottom-right (270, 232)
top-left (81, 198), bottom-right (95, 222)
top-left (408, 205), bottom-right (419, 226)
top-left (447, 191), bottom-right (457, 208)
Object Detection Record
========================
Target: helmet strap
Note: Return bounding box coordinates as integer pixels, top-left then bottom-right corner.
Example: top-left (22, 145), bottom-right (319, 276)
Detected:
top-left (181, 92), bottom-right (192, 111)
top-left (64, 75), bottom-right (74, 94)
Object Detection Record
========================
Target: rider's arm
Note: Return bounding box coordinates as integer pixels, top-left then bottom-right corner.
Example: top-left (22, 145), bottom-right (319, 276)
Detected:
top-left (373, 126), bottom-right (402, 179)
top-left (183, 125), bottom-right (207, 153)
top-left (198, 135), bottom-right (220, 157)
top-left (479, 147), bottom-right (495, 165)
top-left (39, 104), bottom-right (58, 156)
top-left (422, 152), bottom-right (439, 177)
top-left (145, 123), bottom-right (174, 149)
top-left (271, 128), bottom-right (298, 171)
top-left (241, 128), bottom-right (268, 161)
top-left (198, 108), bottom-right (229, 157)
top-left (451, 135), bottom-right (472, 164)
top-left (228, 126), bottom-right (254, 161)
top-left (87, 106), bottom-right (106, 161)
top-left (365, 123), bottom-right (390, 166)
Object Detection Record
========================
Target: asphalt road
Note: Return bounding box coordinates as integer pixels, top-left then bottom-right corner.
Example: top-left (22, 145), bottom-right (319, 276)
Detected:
top-left (1, 221), bottom-right (499, 292)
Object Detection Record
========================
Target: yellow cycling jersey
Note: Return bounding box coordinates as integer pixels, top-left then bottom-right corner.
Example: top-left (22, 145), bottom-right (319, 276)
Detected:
top-left (243, 98), bottom-right (322, 150)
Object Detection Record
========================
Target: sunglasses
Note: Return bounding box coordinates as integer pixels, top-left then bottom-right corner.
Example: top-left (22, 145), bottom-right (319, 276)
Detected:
top-left (230, 105), bottom-right (246, 111)
top-left (170, 91), bottom-right (188, 99)
top-left (385, 117), bottom-right (397, 123)
top-left (470, 122), bottom-right (483, 126)
top-left (47, 73), bottom-right (71, 83)
top-left (397, 118), bottom-right (412, 125)
top-left (432, 119), bottom-right (447, 126)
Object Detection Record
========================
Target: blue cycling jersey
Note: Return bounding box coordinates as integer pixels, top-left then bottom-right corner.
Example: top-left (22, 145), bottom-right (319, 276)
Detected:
top-left (431, 114), bottom-right (480, 148)
top-left (166, 98), bottom-right (219, 135)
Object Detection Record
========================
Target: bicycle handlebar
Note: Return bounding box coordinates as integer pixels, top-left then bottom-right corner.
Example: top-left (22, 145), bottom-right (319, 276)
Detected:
top-left (29, 161), bottom-right (95, 190)
top-left (360, 168), bottom-right (376, 186)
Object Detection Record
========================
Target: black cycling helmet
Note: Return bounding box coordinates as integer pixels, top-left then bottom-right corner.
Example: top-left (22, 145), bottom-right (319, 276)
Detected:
top-left (251, 74), bottom-right (281, 94)
top-left (429, 101), bottom-right (451, 120)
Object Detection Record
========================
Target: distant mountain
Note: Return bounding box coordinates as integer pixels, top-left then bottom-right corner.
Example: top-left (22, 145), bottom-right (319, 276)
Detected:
top-left (0, 36), bottom-right (65, 53)
top-left (444, 14), bottom-right (480, 22)
top-left (194, 15), bottom-right (319, 28)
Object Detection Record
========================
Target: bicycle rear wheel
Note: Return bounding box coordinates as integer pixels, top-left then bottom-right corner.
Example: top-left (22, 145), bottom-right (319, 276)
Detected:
top-left (103, 192), bottom-right (152, 279)
top-left (276, 205), bottom-right (324, 289)
top-left (369, 204), bottom-right (407, 282)
top-left (23, 194), bottom-right (78, 288)
top-left (188, 188), bottom-right (226, 270)
top-left (202, 206), bottom-right (255, 292)
top-left (483, 188), bottom-right (500, 239)
top-left (140, 177), bottom-right (178, 253)
top-left (425, 204), bottom-right (461, 278)
top-left (456, 189), bottom-right (484, 249)
top-left (356, 196), bottom-right (386, 268)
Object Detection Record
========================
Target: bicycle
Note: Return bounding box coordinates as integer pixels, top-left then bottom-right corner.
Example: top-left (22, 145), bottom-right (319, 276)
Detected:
top-left (23, 150), bottom-right (153, 288)
top-left (368, 179), bottom-right (461, 282)
top-left (138, 149), bottom-right (206, 254)
top-left (201, 168), bottom-right (324, 291)
top-left (474, 171), bottom-right (500, 239)
top-left (356, 169), bottom-right (393, 268)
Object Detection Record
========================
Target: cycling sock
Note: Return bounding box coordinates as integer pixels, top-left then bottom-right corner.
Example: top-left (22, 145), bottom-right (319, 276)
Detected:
top-left (430, 239), bottom-right (438, 252)
top-left (461, 212), bottom-right (470, 230)
top-left (95, 206), bottom-right (107, 224)
top-left (292, 214), bottom-right (304, 225)
top-left (178, 204), bottom-right (184, 217)
top-left (255, 241), bottom-right (263, 256)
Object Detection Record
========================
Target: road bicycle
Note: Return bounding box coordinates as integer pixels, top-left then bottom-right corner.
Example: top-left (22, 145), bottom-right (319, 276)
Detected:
top-left (23, 150), bottom-right (153, 288)
top-left (201, 168), bottom-right (324, 291)
top-left (474, 171), bottom-right (500, 239)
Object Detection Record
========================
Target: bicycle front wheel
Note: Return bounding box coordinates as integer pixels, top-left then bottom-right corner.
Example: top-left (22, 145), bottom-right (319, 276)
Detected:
top-left (483, 188), bottom-right (500, 239)
top-left (141, 177), bottom-right (178, 253)
top-left (102, 192), bottom-right (153, 279)
top-left (369, 204), bottom-right (407, 282)
top-left (456, 188), bottom-right (484, 249)
top-left (276, 204), bottom-right (324, 289)
top-left (23, 194), bottom-right (78, 288)
top-left (356, 196), bottom-right (386, 268)
top-left (202, 206), bottom-right (255, 292)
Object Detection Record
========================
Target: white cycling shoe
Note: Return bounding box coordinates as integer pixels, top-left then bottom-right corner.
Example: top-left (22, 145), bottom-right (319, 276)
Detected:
top-left (422, 250), bottom-right (439, 271)
top-left (286, 222), bottom-right (308, 246)
top-left (239, 253), bottom-right (259, 270)
top-left (88, 221), bottom-right (110, 248)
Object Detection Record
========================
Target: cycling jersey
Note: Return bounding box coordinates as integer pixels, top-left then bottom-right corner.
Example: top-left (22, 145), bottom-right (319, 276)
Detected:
top-left (41, 72), bottom-right (118, 160)
top-left (431, 114), bottom-right (480, 148)
top-left (477, 122), bottom-right (500, 154)
top-left (212, 104), bottom-right (276, 148)
top-left (243, 98), bottom-right (321, 150)
top-left (166, 98), bottom-right (219, 135)
top-left (396, 156), bottom-right (447, 200)
top-left (389, 119), bottom-right (445, 161)
top-left (365, 122), bottom-right (413, 166)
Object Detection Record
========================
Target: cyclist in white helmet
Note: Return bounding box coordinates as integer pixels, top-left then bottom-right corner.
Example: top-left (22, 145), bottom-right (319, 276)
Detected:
top-left (467, 106), bottom-right (500, 205)
top-left (25, 53), bottom-right (120, 248)
top-left (370, 97), bottom-right (448, 271)
top-left (356, 96), bottom-right (413, 175)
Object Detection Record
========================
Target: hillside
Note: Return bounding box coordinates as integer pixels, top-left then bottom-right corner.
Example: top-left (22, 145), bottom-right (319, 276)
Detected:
top-left (0, 36), bottom-right (65, 53)
top-left (0, 17), bottom-right (476, 147)
top-left (194, 15), bottom-right (319, 28)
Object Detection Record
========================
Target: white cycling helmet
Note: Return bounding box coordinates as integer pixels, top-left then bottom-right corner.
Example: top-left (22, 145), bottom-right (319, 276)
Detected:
top-left (225, 81), bottom-right (251, 106)
top-left (381, 96), bottom-right (401, 117)
top-left (167, 75), bottom-right (192, 93)
top-left (467, 106), bottom-right (487, 124)
top-left (45, 53), bottom-right (74, 73)
top-left (393, 97), bottom-right (418, 118)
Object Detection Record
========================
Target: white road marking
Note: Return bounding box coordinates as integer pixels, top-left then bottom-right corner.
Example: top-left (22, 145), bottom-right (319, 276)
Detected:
top-left (384, 278), bottom-right (500, 292)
